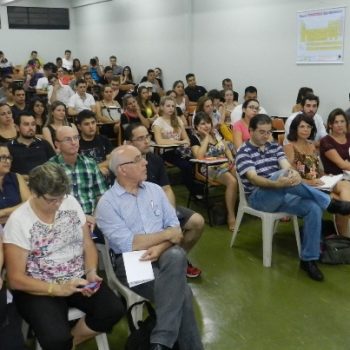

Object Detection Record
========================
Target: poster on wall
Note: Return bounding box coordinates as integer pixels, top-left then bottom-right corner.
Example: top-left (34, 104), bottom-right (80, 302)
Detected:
top-left (296, 7), bottom-right (345, 64)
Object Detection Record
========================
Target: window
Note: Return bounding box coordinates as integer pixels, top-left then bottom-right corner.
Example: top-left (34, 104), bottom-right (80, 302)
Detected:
top-left (7, 7), bottom-right (69, 30)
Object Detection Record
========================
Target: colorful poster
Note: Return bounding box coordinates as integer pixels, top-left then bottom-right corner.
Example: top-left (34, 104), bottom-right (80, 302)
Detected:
top-left (296, 7), bottom-right (345, 64)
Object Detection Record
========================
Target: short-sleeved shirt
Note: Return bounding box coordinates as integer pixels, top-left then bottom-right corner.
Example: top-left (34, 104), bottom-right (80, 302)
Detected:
top-left (232, 120), bottom-right (250, 142)
top-left (151, 117), bottom-right (184, 140)
top-left (4, 195), bottom-right (86, 283)
top-left (8, 138), bottom-right (55, 175)
top-left (236, 141), bottom-right (286, 195)
top-left (320, 134), bottom-right (350, 175)
top-left (184, 85), bottom-right (207, 102)
top-left (49, 154), bottom-right (107, 214)
top-left (79, 135), bottom-right (113, 164)
top-left (96, 181), bottom-right (179, 254)
top-left (68, 92), bottom-right (96, 113)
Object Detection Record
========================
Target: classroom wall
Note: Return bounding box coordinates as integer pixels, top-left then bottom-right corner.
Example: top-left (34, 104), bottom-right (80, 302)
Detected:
top-left (1, 0), bottom-right (349, 118)
top-left (0, 0), bottom-right (76, 65)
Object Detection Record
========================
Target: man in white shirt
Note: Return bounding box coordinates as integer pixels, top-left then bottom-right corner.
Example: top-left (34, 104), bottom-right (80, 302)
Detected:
top-left (68, 79), bottom-right (96, 116)
top-left (47, 74), bottom-right (74, 106)
top-left (62, 49), bottom-right (73, 71)
top-left (230, 86), bottom-right (267, 124)
top-left (284, 94), bottom-right (326, 146)
top-left (35, 62), bottom-right (55, 96)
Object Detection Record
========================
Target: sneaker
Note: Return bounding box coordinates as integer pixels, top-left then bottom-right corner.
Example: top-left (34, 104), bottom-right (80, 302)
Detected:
top-left (186, 261), bottom-right (202, 278)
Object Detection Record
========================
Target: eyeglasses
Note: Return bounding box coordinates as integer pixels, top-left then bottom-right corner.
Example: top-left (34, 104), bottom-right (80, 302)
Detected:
top-left (0, 155), bottom-right (12, 163)
top-left (247, 105), bottom-right (259, 111)
top-left (132, 134), bottom-right (151, 142)
top-left (41, 194), bottom-right (67, 204)
top-left (119, 154), bottom-right (144, 166)
top-left (57, 135), bottom-right (80, 143)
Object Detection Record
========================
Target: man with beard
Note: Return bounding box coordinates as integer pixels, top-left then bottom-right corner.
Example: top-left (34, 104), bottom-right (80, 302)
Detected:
top-left (284, 94), bottom-right (326, 146)
top-left (8, 112), bottom-right (55, 181)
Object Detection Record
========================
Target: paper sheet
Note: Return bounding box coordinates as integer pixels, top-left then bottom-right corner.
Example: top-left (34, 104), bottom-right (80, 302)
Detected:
top-left (316, 174), bottom-right (343, 191)
top-left (122, 250), bottom-right (155, 287)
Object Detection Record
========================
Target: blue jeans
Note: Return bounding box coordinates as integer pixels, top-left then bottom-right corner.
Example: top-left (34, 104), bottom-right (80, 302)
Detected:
top-left (248, 170), bottom-right (330, 261)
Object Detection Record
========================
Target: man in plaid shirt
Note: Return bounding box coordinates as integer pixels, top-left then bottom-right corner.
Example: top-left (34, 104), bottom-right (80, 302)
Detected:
top-left (49, 126), bottom-right (107, 230)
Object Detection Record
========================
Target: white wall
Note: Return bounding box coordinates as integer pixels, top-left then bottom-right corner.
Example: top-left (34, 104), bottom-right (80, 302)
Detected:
top-left (0, 0), bottom-right (76, 64)
top-left (192, 0), bottom-right (350, 118)
top-left (1, 0), bottom-right (349, 118)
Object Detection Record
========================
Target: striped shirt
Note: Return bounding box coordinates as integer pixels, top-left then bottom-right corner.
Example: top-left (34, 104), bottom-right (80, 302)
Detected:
top-left (49, 154), bottom-right (107, 214)
top-left (236, 141), bottom-right (286, 195)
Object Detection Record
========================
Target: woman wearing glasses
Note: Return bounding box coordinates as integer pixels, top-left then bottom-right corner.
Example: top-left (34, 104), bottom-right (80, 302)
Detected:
top-left (232, 99), bottom-right (260, 151)
top-left (3, 163), bottom-right (124, 350)
top-left (42, 101), bottom-right (78, 151)
top-left (0, 144), bottom-right (29, 225)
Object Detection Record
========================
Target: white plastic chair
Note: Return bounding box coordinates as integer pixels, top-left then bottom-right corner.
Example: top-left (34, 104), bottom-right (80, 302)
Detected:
top-left (230, 173), bottom-right (301, 267)
top-left (96, 242), bottom-right (146, 326)
top-left (35, 308), bottom-right (109, 350)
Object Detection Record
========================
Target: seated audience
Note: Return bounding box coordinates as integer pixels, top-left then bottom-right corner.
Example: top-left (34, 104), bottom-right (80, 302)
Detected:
top-left (166, 90), bottom-right (188, 126)
top-left (28, 96), bottom-right (47, 135)
top-left (0, 75), bottom-right (13, 104)
top-left (236, 114), bottom-right (350, 281)
top-left (124, 123), bottom-right (204, 278)
top-left (69, 67), bottom-right (83, 91)
top-left (320, 109), bottom-right (350, 235)
top-left (35, 62), bottom-right (55, 97)
top-left (50, 126), bottom-right (108, 232)
top-left (230, 86), bottom-right (267, 124)
top-left (0, 103), bottom-right (17, 143)
top-left (8, 113), bottom-right (55, 181)
top-left (292, 87), bottom-right (313, 113)
top-left (4, 163), bottom-right (124, 350)
top-left (43, 101), bottom-right (78, 150)
top-left (89, 57), bottom-right (103, 83)
top-left (121, 94), bottom-right (150, 131)
top-left (110, 77), bottom-right (123, 104)
top-left (77, 110), bottom-right (114, 176)
top-left (48, 73), bottom-right (74, 106)
top-left (136, 85), bottom-right (158, 123)
top-left (62, 49), bottom-right (73, 71)
top-left (184, 73), bottom-right (207, 105)
top-left (190, 112), bottom-right (237, 230)
top-left (68, 79), bottom-right (96, 117)
top-left (119, 65), bottom-right (135, 93)
top-left (0, 144), bottom-right (30, 224)
top-left (98, 66), bottom-right (113, 86)
top-left (284, 94), bottom-right (326, 146)
top-left (23, 63), bottom-right (43, 99)
top-left (232, 99), bottom-right (259, 150)
top-left (172, 80), bottom-right (189, 118)
top-left (72, 58), bottom-right (81, 71)
top-left (196, 95), bottom-right (221, 128)
top-left (95, 85), bottom-right (122, 137)
top-left (57, 67), bottom-right (71, 86)
top-left (140, 69), bottom-right (164, 105)
top-left (109, 55), bottom-right (123, 77)
top-left (11, 86), bottom-right (29, 121)
top-left (96, 145), bottom-right (204, 350)
top-left (154, 67), bottom-right (164, 89)
top-left (220, 78), bottom-right (239, 102)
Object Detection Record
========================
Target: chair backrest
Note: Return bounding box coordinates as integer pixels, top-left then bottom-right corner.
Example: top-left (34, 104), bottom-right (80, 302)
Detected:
top-left (236, 171), bottom-right (248, 206)
top-left (272, 117), bottom-right (285, 130)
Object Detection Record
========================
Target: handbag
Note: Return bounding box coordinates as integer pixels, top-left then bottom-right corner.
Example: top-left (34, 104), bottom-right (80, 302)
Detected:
top-left (320, 235), bottom-right (350, 264)
top-left (125, 301), bottom-right (156, 350)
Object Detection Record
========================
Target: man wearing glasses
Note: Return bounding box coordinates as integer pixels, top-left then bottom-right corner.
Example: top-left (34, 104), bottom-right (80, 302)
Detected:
top-left (49, 126), bottom-right (107, 233)
top-left (124, 123), bottom-right (204, 278)
top-left (236, 114), bottom-right (350, 282)
top-left (96, 145), bottom-right (204, 350)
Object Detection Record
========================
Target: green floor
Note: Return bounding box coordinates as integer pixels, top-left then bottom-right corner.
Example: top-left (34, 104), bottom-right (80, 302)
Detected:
top-left (47, 184), bottom-right (350, 349)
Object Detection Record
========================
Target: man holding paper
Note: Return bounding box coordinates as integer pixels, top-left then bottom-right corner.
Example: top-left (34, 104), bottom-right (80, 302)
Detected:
top-left (96, 145), bottom-right (203, 350)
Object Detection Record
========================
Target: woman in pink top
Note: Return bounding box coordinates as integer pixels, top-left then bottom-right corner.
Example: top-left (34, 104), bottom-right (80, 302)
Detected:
top-left (232, 99), bottom-right (259, 151)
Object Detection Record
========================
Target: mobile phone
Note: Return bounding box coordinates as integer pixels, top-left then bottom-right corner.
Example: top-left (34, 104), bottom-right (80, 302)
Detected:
top-left (78, 281), bottom-right (100, 291)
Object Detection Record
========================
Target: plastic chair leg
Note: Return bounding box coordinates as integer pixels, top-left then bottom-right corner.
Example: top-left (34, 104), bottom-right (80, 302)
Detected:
top-left (292, 216), bottom-right (301, 256)
top-left (230, 207), bottom-right (244, 247)
top-left (262, 218), bottom-right (275, 267)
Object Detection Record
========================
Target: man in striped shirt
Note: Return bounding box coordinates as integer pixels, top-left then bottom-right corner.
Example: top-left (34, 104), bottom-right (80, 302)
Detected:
top-left (236, 114), bottom-right (350, 282)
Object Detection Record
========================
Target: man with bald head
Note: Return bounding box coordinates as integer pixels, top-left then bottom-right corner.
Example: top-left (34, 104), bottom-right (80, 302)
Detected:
top-left (96, 145), bottom-right (203, 350)
top-left (49, 126), bottom-right (107, 228)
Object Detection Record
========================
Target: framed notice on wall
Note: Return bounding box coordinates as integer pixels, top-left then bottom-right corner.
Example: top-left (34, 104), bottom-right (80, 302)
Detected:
top-left (296, 7), bottom-right (346, 64)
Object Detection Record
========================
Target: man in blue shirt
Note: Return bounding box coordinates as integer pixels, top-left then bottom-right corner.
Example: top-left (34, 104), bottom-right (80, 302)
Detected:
top-left (236, 114), bottom-right (350, 282)
top-left (96, 145), bottom-right (203, 350)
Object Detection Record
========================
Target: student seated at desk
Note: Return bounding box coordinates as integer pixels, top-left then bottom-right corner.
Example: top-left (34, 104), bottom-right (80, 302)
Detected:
top-left (190, 111), bottom-right (237, 230)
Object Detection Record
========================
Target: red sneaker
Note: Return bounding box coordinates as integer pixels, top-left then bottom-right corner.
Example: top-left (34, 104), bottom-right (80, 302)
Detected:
top-left (186, 262), bottom-right (202, 278)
